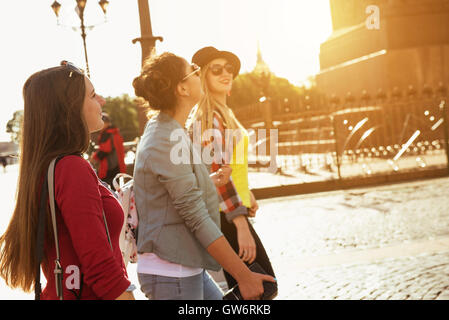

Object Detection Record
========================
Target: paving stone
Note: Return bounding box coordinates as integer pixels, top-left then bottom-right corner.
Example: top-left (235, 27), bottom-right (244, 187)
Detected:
top-left (254, 178), bottom-right (449, 300)
top-left (277, 251), bottom-right (449, 300)
top-left (389, 293), bottom-right (411, 300)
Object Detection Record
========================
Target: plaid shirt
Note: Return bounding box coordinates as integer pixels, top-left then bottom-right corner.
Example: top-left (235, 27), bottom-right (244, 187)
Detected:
top-left (208, 112), bottom-right (248, 222)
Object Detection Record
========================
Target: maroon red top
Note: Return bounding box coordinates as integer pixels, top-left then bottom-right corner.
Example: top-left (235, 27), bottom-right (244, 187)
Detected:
top-left (41, 155), bottom-right (130, 300)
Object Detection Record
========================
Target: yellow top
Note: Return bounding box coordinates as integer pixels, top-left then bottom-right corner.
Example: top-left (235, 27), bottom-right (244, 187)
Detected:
top-left (229, 128), bottom-right (250, 208)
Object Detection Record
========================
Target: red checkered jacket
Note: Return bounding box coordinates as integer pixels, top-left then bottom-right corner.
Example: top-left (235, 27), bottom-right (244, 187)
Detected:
top-left (207, 112), bottom-right (248, 222)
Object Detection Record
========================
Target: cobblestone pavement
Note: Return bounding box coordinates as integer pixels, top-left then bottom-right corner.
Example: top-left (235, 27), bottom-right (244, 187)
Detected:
top-left (277, 251), bottom-right (449, 300)
top-left (249, 176), bottom-right (449, 300)
top-left (253, 176), bottom-right (449, 259)
top-left (2, 165), bottom-right (449, 300)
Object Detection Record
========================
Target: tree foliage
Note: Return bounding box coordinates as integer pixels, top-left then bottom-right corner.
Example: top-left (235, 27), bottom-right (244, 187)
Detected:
top-left (6, 95), bottom-right (140, 146)
top-left (227, 71), bottom-right (305, 109)
top-left (99, 94), bottom-right (140, 142)
top-left (6, 110), bottom-right (24, 144)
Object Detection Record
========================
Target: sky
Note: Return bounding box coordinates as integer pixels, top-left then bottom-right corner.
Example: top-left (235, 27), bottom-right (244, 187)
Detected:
top-left (0, 0), bottom-right (332, 141)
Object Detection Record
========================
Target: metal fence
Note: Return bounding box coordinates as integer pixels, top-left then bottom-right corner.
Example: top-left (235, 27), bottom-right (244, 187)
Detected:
top-left (117, 84), bottom-right (449, 196)
top-left (233, 84), bottom-right (449, 187)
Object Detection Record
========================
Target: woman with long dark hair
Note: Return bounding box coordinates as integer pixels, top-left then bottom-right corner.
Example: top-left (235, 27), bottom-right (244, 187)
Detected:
top-left (0, 63), bottom-right (134, 300)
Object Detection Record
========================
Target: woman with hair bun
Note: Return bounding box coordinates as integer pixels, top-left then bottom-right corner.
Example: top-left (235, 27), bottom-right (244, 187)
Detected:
top-left (132, 52), bottom-right (275, 300)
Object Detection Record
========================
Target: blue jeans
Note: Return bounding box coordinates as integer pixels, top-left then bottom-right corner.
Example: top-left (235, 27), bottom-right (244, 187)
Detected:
top-left (138, 270), bottom-right (223, 300)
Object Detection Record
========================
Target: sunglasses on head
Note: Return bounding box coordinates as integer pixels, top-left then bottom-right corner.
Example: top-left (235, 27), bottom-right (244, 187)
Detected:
top-left (209, 63), bottom-right (234, 76)
top-left (181, 63), bottom-right (201, 81)
top-left (60, 60), bottom-right (84, 77)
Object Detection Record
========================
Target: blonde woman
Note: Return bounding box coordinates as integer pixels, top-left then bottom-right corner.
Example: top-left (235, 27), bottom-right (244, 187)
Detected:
top-left (190, 47), bottom-right (276, 290)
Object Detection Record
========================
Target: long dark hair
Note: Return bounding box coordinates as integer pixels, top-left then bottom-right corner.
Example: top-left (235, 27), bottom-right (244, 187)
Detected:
top-left (0, 66), bottom-right (89, 292)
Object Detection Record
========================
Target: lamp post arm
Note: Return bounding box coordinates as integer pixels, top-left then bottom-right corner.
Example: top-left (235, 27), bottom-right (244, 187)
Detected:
top-left (131, 35), bottom-right (163, 44)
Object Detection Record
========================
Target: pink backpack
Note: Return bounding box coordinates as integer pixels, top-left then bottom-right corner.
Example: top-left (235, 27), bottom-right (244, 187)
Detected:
top-left (113, 173), bottom-right (138, 266)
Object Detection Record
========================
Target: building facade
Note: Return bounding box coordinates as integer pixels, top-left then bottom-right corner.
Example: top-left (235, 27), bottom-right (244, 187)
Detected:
top-left (317, 0), bottom-right (449, 98)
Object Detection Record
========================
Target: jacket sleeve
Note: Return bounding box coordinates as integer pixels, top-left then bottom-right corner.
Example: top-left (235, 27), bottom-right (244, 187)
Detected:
top-left (55, 156), bottom-right (130, 300)
top-left (145, 129), bottom-right (223, 249)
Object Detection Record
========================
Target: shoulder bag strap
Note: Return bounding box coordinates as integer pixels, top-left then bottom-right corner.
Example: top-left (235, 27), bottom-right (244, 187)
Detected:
top-left (35, 156), bottom-right (113, 300)
top-left (47, 158), bottom-right (64, 300)
top-left (103, 210), bottom-right (113, 251)
top-left (34, 174), bottom-right (49, 300)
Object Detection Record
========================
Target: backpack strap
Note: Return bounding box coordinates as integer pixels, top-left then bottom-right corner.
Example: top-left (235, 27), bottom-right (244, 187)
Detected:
top-left (112, 173), bottom-right (133, 192)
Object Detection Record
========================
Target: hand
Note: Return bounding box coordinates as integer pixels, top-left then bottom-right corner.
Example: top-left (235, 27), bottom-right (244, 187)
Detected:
top-left (205, 236), bottom-right (275, 300)
top-left (238, 271), bottom-right (276, 300)
top-left (210, 171), bottom-right (225, 187)
top-left (210, 165), bottom-right (232, 187)
top-left (219, 165), bottom-right (232, 180)
top-left (115, 290), bottom-right (135, 300)
top-left (248, 190), bottom-right (259, 217)
top-left (233, 216), bottom-right (256, 264)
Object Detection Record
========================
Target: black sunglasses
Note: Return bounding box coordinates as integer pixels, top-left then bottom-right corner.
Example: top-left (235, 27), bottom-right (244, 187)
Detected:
top-left (209, 63), bottom-right (234, 76)
top-left (60, 60), bottom-right (84, 77)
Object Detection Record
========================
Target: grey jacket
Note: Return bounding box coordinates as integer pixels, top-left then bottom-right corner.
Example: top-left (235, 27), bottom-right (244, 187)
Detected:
top-left (133, 112), bottom-right (223, 271)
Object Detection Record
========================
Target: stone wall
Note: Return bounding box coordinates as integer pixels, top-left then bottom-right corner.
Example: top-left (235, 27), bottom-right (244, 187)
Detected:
top-left (318, 0), bottom-right (449, 97)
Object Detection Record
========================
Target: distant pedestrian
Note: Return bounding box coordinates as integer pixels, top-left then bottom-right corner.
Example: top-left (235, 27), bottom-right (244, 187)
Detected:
top-left (91, 113), bottom-right (127, 189)
top-left (189, 46), bottom-right (276, 290)
top-left (0, 62), bottom-right (134, 300)
top-left (0, 156), bottom-right (7, 173)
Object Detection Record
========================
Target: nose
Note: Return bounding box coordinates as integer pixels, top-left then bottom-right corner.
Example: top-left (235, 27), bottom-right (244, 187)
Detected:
top-left (223, 68), bottom-right (232, 76)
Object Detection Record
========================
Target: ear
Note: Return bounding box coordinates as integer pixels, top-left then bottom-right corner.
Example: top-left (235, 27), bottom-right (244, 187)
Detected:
top-left (176, 82), bottom-right (190, 97)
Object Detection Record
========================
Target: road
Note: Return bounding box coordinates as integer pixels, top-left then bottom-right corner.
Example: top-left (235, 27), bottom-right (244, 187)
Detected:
top-left (2, 164), bottom-right (449, 300)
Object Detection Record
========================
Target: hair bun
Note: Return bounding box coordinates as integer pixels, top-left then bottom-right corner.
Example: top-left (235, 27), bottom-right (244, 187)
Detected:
top-left (132, 52), bottom-right (185, 112)
top-left (132, 75), bottom-right (150, 102)
top-left (149, 70), bottom-right (171, 91)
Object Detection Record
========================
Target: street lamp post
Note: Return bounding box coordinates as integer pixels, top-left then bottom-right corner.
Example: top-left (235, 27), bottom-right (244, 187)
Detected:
top-left (51, 0), bottom-right (109, 78)
top-left (132, 0), bottom-right (163, 67)
top-left (133, 0), bottom-right (163, 135)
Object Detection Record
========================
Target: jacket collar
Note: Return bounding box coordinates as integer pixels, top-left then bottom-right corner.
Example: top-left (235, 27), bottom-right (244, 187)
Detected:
top-left (157, 112), bottom-right (184, 130)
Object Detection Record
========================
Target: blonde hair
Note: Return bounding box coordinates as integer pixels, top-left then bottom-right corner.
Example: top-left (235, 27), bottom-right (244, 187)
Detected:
top-left (189, 63), bottom-right (245, 137)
